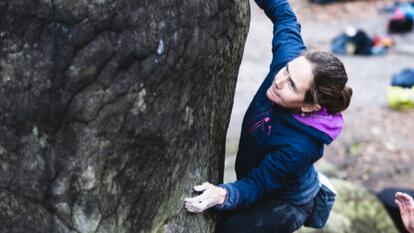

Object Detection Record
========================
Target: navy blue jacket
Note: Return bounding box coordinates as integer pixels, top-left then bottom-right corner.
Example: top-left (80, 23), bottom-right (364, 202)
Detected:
top-left (217, 0), bottom-right (334, 210)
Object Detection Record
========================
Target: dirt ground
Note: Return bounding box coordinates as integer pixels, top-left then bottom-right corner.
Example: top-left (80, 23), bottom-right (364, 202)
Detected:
top-left (224, 0), bottom-right (414, 193)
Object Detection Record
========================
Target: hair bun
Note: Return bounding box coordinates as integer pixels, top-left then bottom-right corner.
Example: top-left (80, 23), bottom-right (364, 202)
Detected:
top-left (339, 86), bottom-right (353, 112)
top-left (342, 86), bottom-right (353, 99)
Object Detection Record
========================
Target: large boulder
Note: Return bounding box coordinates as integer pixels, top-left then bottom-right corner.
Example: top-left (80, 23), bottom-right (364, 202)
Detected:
top-left (0, 0), bottom-right (250, 232)
top-left (297, 179), bottom-right (399, 233)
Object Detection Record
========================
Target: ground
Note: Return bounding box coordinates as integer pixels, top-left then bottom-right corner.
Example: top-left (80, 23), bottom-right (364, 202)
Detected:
top-left (224, 0), bottom-right (414, 193)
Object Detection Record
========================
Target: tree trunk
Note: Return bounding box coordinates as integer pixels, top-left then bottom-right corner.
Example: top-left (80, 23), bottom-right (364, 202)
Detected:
top-left (0, 0), bottom-right (249, 232)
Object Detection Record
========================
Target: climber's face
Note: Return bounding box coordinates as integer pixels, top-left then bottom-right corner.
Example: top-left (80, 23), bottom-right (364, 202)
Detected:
top-left (266, 56), bottom-right (318, 113)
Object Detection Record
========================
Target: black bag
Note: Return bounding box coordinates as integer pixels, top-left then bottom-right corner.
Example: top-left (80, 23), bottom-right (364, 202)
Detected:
top-left (304, 184), bottom-right (336, 228)
top-left (388, 18), bottom-right (413, 33)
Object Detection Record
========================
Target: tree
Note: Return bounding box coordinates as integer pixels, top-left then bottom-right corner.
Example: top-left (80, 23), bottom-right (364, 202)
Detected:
top-left (0, 0), bottom-right (249, 232)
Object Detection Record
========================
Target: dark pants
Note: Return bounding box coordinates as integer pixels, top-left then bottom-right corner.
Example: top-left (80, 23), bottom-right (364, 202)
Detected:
top-left (215, 198), bottom-right (314, 233)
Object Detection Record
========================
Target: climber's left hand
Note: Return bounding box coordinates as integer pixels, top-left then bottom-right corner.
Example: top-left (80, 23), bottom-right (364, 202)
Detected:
top-left (184, 182), bottom-right (227, 213)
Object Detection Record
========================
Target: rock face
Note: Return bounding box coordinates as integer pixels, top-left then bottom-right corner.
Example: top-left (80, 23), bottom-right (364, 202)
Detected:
top-left (297, 179), bottom-right (399, 233)
top-left (0, 1), bottom-right (249, 232)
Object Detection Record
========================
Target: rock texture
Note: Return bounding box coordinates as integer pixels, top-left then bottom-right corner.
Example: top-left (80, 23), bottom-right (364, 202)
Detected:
top-left (297, 179), bottom-right (399, 233)
top-left (0, 0), bottom-right (249, 232)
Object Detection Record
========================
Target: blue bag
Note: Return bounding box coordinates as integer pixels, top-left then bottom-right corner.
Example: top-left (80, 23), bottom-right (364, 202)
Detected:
top-left (391, 68), bottom-right (414, 88)
top-left (303, 182), bottom-right (336, 228)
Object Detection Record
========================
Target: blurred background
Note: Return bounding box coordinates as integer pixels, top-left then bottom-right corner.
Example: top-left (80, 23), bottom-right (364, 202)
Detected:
top-left (224, 0), bottom-right (414, 194)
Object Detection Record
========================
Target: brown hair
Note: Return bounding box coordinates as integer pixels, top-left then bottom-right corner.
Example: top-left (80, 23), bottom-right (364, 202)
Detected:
top-left (302, 51), bottom-right (353, 114)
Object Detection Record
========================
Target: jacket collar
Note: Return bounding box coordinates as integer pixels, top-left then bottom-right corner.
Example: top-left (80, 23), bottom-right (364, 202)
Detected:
top-left (272, 104), bottom-right (338, 145)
